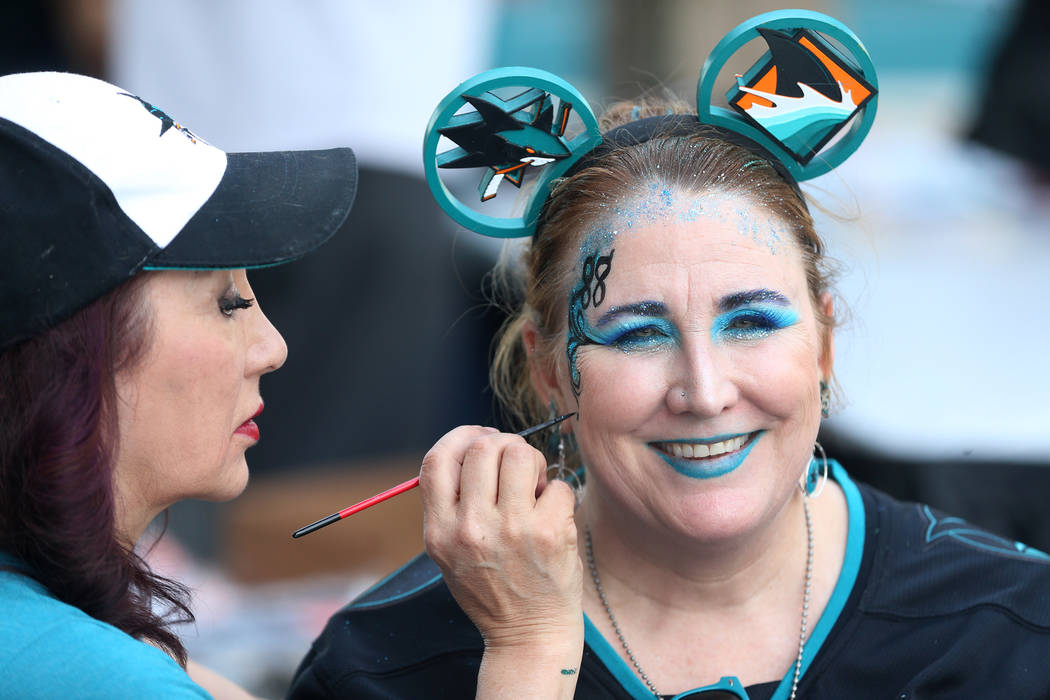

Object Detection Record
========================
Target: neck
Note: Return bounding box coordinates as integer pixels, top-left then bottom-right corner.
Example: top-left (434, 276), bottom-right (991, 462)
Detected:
top-left (580, 490), bottom-right (809, 612)
top-left (578, 478), bottom-right (849, 692)
top-left (113, 486), bottom-right (163, 549)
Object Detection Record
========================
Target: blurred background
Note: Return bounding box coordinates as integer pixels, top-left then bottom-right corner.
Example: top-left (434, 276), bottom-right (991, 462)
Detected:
top-left (4, 0), bottom-right (1048, 695)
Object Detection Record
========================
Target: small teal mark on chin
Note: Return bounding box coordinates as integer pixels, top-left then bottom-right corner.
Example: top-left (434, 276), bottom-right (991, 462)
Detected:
top-left (560, 669), bottom-right (577, 676)
top-left (653, 432), bottom-right (762, 480)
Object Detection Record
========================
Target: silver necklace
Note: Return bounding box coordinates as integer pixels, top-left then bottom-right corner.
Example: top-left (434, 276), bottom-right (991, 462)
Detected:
top-left (585, 497), bottom-right (813, 699)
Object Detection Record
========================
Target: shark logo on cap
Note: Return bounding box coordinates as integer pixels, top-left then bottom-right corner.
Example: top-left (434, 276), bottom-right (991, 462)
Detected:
top-left (119, 93), bottom-right (201, 144)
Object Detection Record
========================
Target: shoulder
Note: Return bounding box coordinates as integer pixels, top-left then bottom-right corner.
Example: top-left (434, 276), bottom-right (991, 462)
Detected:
top-left (288, 552), bottom-right (483, 699)
top-left (800, 477), bottom-right (1050, 697)
top-left (0, 569), bottom-right (210, 698)
top-left (856, 482), bottom-right (1050, 628)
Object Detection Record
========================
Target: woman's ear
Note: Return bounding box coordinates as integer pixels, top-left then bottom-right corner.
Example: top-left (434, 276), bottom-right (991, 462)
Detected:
top-left (818, 292), bottom-right (835, 379)
top-left (522, 319), bottom-right (566, 411)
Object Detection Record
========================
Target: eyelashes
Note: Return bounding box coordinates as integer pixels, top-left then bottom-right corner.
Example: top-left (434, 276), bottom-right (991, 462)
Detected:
top-left (596, 305), bottom-right (799, 351)
top-left (218, 292), bottom-right (255, 317)
top-left (712, 306), bottom-right (799, 341)
top-left (599, 319), bottom-right (679, 352)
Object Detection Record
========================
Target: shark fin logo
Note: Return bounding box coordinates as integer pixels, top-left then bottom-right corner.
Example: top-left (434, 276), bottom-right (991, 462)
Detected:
top-left (119, 93), bottom-right (201, 144)
top-left (437, 88), bottom-right (573, 202)
top-left (923, 506), bottom-right (1050, 562)
top-left (729, 28), bottom-right (875, 165)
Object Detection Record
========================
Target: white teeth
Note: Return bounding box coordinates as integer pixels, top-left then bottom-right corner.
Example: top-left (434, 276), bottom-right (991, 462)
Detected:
top-left (658, 434), bottom-right (751, 460)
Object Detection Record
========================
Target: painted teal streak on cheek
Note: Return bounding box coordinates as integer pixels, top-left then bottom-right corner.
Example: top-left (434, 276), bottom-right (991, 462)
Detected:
top-left (711, 305), bottom-right (799, 343)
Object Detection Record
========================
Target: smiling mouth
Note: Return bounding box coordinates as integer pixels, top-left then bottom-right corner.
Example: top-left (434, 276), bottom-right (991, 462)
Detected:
top-left (652, 432), bottom-right (758, 460)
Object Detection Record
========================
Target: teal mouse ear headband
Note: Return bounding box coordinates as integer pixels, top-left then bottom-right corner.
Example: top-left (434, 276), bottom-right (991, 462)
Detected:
top-left (423, 9), bottom-right (878, 239)
top-left (423, 67), bottom-right (602, 238)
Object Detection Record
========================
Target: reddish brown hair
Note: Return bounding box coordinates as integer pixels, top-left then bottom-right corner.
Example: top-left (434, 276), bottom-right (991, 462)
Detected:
top-left (0, 274), bottom-right (194, 665)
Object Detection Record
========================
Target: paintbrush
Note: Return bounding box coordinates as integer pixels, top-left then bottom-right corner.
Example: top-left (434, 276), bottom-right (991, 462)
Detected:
top-left (291, 413), bottom-right (576, 538)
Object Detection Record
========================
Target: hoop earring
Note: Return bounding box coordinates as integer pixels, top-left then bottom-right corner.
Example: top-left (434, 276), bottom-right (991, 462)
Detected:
top-left (820, 380), bottom-right (831, 418)
top-left (546, 402), bottom-right (583, 505)
top-left (550, 428), bottom-right (566, 472)
top-left (799, 441), bottom-right (828, 498)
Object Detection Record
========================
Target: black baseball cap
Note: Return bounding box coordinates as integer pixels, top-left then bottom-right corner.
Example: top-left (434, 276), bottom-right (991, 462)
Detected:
top-left (0, 71), bottom-right (358, 351)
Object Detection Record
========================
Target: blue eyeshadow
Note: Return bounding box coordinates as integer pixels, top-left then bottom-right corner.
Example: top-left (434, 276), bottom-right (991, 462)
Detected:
top-left (594, 316), bottom-right (680, 351)
top-left (711, 304), bottom-right (799, 342)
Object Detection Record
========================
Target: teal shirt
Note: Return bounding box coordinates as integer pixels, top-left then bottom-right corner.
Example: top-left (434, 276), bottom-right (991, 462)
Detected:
top-left (0, 554), bottom-right (211, 699)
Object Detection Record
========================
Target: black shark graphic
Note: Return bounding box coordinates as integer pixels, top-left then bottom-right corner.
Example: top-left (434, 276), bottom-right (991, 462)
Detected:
top-left (728, 27), bottom-right (875, 165)
top-left (924, 506), bottom-right (1050, 562)
top-left (437, 88), bottom-right (572, 201)
top-left (756, 28), bottom-right (840, 102)
top-left (119, 93), bottom-right (199, 142)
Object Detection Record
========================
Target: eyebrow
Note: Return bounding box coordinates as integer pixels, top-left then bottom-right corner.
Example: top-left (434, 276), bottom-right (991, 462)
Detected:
top-left (717, 289), bottom-right (790, 312)
top-left (595, 301), bottom-right (668, 328)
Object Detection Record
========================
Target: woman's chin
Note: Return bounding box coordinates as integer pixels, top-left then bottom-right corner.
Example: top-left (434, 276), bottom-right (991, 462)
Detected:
top-left (657, 488), bottom-right (776, 544)
top-left (201, 457), bottom-right (252, 502)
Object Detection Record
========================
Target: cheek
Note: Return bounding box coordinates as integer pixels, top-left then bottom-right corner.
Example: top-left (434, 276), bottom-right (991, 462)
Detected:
top-left (148, 337), bottom-right (244, 452)
top-left (738, 336), bottom-right (822, 425)
top-left (573, 347), bottom-right (669, 428)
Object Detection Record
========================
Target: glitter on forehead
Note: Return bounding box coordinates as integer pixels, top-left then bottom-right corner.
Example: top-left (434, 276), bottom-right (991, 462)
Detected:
top-left (577, 185), bottom-right (790, 257)
top-left (578, 221), bottom-right (617, 263)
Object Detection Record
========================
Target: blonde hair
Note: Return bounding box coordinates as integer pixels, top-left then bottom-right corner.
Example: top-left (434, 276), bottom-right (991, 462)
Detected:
top-left (491, 98), bottom-right (835, 463)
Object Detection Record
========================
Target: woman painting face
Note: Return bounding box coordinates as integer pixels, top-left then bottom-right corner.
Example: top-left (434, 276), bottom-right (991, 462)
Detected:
top-left (113, 269), bottom-right (287, 539)
top-left (557, 190), bottom-right (832, 541)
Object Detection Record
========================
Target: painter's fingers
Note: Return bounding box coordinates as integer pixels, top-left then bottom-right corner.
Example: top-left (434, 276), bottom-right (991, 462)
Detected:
top-left (458, 432), bottom-right (526, 515)
top-left (420, 425), bottom-right (497, 526)
top-left (534, 478), bottom-right (579, 538)
top-left (497, 438), bottom-right (547, 516)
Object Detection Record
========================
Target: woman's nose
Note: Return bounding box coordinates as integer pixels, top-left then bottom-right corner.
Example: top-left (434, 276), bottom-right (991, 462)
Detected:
top-left (665, 336), bottom-right (739, 417)
top-left (250, 304), bottom-right (288, 376)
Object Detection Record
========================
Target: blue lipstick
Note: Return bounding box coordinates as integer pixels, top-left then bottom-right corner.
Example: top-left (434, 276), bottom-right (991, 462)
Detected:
top-left (649, 431), bottom-right (764, 479)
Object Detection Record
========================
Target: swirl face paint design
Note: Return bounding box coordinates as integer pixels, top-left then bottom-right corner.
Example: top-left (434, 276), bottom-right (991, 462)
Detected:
top-left (566, 248), bottom-right (614, 399)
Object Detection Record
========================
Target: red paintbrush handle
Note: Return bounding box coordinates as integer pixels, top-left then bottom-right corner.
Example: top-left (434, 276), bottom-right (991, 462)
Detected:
top-left (338, 476), bottom-right (420, 518)
top-left (292, 412), bottom-right (576, 538)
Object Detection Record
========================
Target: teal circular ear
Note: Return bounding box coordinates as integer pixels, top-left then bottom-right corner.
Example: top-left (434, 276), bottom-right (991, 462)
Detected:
top-left (697, 9), bottom-right (878, 182)
top-left (424, 67), bottom-right (601, 238)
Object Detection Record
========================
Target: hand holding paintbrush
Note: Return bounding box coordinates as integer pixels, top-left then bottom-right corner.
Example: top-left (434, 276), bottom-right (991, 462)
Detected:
top-left (292, 413), bottom-right (575, 538)
top-left (416, 421), bottom-right (586, 692)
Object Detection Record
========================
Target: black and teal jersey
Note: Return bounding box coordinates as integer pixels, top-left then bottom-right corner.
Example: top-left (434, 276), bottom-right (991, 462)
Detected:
top-left (288, 464), bottom-right (1050, 699)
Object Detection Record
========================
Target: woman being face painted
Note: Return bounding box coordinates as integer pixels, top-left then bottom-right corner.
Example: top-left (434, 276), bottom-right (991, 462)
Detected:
top-left (295, 13), bottom-right (1050, 700)
top-left (557, 188), bottom-right (833, 550)
top-left (508, 121), bottom-right (846, 695)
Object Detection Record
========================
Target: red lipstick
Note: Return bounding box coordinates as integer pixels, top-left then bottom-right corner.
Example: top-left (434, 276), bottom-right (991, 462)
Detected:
top-left (235, 402), bottom-right (264, 441)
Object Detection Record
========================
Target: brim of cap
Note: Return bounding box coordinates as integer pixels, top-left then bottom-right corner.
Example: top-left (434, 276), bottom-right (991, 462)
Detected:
top-left (144, 146), bottom-right (357, 270)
